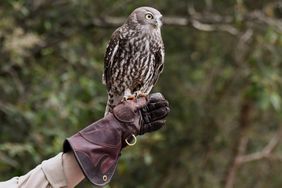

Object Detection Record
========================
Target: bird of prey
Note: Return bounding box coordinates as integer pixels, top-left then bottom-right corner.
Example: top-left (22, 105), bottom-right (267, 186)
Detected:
top-left (103, 6), bottom-right (165, 114)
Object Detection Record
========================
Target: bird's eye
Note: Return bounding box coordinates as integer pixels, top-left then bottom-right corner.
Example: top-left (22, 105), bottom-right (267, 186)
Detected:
top-left (145, 13), bottom-right (154, 20)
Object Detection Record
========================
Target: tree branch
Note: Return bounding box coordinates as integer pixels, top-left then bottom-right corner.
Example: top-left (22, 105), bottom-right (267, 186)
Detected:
top-left (223, 99), bottom-right (252, 188)
top-left (246, 11), bottom-right (282, 33)
top-left (237, 128), bottom-right (282, 164)
top-left (223, 120), bottom-right (282, 188)
top-left (90, 16), bottom-right (239, 35)
top-left (89, 9), bottom-right (282, 35)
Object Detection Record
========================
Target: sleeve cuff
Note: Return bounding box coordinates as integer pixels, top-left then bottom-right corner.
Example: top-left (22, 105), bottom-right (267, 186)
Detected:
top-left (41, 152), bottom-right (67, 188)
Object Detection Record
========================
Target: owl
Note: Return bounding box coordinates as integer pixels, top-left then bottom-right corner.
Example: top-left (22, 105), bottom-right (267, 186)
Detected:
top-left (103, 7), bottom-right (165, 114)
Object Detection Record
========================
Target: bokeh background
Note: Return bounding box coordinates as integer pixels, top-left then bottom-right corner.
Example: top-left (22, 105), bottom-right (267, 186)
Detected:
top-left (1, 0), bottom-right (282, 187)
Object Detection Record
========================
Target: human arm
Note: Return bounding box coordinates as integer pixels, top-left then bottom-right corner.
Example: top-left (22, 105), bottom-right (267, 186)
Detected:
top-left (63, 92), bottom-right (170, 186)
top-left (0, 93), bottom-right (169, 188)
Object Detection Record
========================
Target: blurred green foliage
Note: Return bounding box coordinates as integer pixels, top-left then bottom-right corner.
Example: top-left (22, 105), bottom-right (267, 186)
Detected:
top-left (0, 0), bottom-right (282, 187)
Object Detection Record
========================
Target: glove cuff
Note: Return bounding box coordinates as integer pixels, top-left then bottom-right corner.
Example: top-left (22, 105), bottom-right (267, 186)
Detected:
top-left (63, 137), bottom-right (118, 186)
top-left (63, 114), bottom-right (123, 186)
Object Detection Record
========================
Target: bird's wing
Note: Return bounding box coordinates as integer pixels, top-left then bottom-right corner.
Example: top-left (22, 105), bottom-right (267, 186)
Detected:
top-left (152, 45), bottom-right (165, 85)
top-left (102, 29), bottom-right (122, 89)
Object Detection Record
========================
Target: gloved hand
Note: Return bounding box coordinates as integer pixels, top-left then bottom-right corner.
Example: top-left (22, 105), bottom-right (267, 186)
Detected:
top-left (140, 93), bottom-right (169, 134)
top-left (63, 92), bottom-right (170, 186)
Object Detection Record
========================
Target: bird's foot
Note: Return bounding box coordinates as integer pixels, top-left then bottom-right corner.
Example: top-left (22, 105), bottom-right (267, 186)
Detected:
top-left (134, 91), bottom-right (149, 106)
top-left (135, 91), bottom-right (148, 99)
top-left (123, 95), bottom-right (136, 101)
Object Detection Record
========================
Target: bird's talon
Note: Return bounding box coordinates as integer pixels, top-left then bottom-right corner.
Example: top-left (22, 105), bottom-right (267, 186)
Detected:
top-left (123, 95), bottom-right (136, 101)
top-left (139, 93), bottom-right (147, 98)
top-left (135, 92), bottom-right (147, 99)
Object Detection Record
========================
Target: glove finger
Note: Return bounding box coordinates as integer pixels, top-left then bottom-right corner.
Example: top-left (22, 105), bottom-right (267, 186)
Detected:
top-left (141, 120), bottom-right (166, 134)
top-left (148, 93), bottom-right (165, 103)
top-left (145, 100), bottom-right (169, 112)
top-left (143, 106), bottom-right (170, 123)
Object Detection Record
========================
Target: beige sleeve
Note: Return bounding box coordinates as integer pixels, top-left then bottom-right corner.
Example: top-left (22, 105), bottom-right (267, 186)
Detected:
top-left (0, 153), bottom-right (67, 188)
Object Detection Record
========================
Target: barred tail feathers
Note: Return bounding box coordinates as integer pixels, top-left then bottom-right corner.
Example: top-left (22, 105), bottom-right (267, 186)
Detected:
top-left (104, 93), bottom-right (123, 117)
top-left (104, 93), bottom-right (113, 117)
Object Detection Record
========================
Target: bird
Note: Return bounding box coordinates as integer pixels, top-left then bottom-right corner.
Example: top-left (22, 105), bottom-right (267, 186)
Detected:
top-left (103, 6), bottom-right (165, 115)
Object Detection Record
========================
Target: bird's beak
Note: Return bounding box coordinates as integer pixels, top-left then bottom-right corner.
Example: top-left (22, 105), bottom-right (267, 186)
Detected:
top-left (154, 16), bottom-right (163, 28)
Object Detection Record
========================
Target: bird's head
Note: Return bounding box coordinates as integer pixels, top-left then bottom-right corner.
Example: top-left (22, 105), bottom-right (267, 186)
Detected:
top-left (127, 7), bottom-right (163, 30)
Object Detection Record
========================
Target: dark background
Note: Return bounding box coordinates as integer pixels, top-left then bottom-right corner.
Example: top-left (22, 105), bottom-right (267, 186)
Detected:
top-left (0, 0), bottom-right (282, 187)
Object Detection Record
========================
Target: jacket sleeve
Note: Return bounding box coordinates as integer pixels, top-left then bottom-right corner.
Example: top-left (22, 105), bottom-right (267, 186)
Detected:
top-left (0, 153), bottom-right (67, 188)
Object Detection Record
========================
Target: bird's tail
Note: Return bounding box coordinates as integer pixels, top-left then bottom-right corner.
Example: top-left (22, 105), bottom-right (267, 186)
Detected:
top-left (104, 104), bottom-right (110, 117)
top-left (104, 95), bottom-right (113, 117)
top-left (104, 93), bottom-right (123, 117)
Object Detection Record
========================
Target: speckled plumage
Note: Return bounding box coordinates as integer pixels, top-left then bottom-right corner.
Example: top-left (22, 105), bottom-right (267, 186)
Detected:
top-left (103, 7), bottom-right (165, 114)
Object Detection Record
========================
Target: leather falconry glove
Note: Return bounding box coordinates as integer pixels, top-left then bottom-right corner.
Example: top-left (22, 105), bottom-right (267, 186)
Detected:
top-left (63, 92), bottom-right (170, 186)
